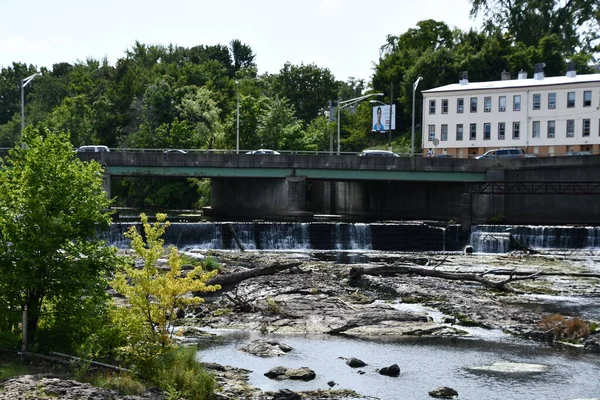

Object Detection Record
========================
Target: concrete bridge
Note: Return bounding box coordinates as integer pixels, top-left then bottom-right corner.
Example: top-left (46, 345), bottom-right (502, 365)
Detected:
top-left (3, 149), bottom-right (599, 226)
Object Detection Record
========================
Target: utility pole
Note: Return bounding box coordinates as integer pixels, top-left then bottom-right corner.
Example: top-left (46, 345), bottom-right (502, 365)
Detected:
top-left (388, 82), bottom-right (393, 152)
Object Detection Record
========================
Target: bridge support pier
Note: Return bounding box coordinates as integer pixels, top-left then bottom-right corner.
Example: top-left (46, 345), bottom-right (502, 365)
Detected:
top-left (207, 177), bottom-right (313, 220)
top-left (102, 173), bottom-right (111, 199)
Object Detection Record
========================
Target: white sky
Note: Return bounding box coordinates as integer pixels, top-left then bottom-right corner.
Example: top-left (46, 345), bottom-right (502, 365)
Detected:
top-left (0, 0), bottom-right (480, 83)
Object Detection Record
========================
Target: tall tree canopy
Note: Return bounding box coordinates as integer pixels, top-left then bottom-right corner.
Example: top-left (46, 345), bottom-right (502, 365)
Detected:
top-left (469, 0), bottom-right (600, 56)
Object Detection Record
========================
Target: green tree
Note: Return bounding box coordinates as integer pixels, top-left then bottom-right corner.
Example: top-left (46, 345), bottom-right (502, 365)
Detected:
top-left (469, 0), bottom-right (600, 56)
top-left (111, 213), bottom-right (220, 355)
top-left (0, 127), bottom-right (115, 350)
top-left (272, 62), bottom-right (339, 124)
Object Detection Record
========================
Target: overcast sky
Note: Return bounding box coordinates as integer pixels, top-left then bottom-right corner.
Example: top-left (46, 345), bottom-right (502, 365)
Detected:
top-left (1, 0), bottom-right (480, 83)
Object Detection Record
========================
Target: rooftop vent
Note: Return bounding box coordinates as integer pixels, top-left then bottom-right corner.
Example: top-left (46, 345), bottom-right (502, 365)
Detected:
top-left (566, 61), bottom-right (577, 78)
top-left (518, 69), bottom-right (527, 80)
top-left (459, 71), bottom-right (469, 85)
top-left (501, 70), bottom-right (511, 80)
top-left (534, 63), bottom-right (546, 80)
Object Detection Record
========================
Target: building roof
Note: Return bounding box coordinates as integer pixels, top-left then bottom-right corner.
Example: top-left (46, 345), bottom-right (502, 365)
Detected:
top-left (422, 73), bottom-right (600, 94)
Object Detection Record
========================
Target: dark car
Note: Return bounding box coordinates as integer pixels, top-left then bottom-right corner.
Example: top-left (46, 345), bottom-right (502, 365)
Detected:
top-left (475, 148), bottom-right (534, 159)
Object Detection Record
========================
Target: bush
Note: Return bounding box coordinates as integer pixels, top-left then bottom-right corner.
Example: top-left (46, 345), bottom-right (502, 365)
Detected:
top-left (148, 346), bottom-right (215, 400)
top-left (539, 313), bottom-right (591, 342)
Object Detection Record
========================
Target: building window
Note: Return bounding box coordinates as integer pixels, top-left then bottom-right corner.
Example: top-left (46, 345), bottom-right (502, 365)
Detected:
top-left (441, 124), bottom-right (448, 141)
top-left (566, 119), bottom-right (575, 137)
top-left (583, 119), bottom-right (590, 136)
top-left (498, 96), bottom-right (506, 112)
top-left (532, 94), bottom-right (541, 110)
top-left (513, 122), bottom-right (520, 139)
top-left (470, 97), bottom-right (477, 113)
top-left (441, 99), bottom-right (448, 114)
top-left (457, 98), bottom-right (464, 113)
top-left (428, 125), bottom-right (435, 141)
top-left (470, 123), bottom-right (477, 140)
top-left (456, 124), bottom-right (463, 141)
top-left (548, 93), bottom-right (556, 109)
top-left (532, 121), bottom-right (540, 138)
top-left (584, 91), bottom-right (592, 107)
top-left (567, 92), bottom-right (575, 108)
top-left (429, 100), bottom-right (436, 114)
top-left (484, 97), bottom-right (491, 112)
top-left (547, 121), bottom-right (555, 138)
top-left (513, 95), bottom-right (521, 111)
top-left (483, 123), bottom-right (491, 140)
top-left (498, 122), bottom-right (505, 140)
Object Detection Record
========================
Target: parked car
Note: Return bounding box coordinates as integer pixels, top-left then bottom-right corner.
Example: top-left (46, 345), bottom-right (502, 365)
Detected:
top-left (474, 148), bottom-right (533, 159)
top-left (164, 149), bottom-right (187, 154)
top-left (76, 145), bottom-right (110, 152)
top-left (567, 151), bottom-right (593, 156)
top-left (358, 150), bottom-right (399, 157)
top-left (432, 154), bottom-right (453, 158)
top-left (246, 149), bottom-right (280, 155)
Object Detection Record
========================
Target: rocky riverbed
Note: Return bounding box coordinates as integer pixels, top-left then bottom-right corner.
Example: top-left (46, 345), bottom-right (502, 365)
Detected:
top-left (3, 249), bottom-right (600, 399)
top-left (175, 249), bottom-right (600, 399)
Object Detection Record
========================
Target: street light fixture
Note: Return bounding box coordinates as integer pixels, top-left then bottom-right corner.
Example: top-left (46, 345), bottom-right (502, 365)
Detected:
top-left (235, 80), bottom-right (240, 154)
top-left (336, 92), bottom-right (384, 155)
top-left (21, 72), bottom-right (42, 132)
top-left (411, 76), bottom-right (423, 157)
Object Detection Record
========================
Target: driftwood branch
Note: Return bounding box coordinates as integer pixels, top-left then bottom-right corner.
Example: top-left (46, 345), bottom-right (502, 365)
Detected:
top-left (20, 351), bottom-right (131, 373)
top-left (206, 261), bottom-right (302, 287)
top-left (349, 264), bottom-right (545, 293)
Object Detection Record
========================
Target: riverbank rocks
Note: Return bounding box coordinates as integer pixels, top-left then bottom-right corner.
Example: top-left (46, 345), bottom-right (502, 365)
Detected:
top-left (468, 362), bottom-right (550, 373)
top-left (240, 339), bottom-right (293, 357)
top-left (264, 366), bottom-right (316, 381)
top-left (378, 363), bottom-right (400, 377)
top-left (429, 386), bottom-right (459, 398)
top-left (345, 357), bottom-right (367, 368)
top-left (272, 389), bottom-right (302, 400)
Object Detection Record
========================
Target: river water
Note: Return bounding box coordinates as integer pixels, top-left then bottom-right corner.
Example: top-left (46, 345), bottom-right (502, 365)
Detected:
top-left (198, 329), bottom-right (600, 400)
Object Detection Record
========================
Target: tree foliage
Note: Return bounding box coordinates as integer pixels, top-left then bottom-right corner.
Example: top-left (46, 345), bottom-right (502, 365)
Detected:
top-left (0, 128), bottom-right (115, 350)
top-left (111, 213), bottom-right (220, 358)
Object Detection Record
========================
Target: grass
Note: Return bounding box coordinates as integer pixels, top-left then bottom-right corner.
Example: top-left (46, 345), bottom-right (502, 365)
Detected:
top-left (0, 363), bottom-right (29, 380)
top-left (85, 372), bottom-right (146, 395)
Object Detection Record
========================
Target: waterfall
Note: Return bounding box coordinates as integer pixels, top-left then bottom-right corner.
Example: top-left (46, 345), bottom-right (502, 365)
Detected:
top-left (470, 225), bottom-right (600, 253)
top-left (333, 223), bottom-right (372, 250)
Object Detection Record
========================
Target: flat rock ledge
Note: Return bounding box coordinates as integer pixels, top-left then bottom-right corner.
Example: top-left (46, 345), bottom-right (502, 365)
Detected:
top-left (468, 362), bottom-right (550, 374)
top-left (240, 339), bottom-right (293, 357)
top-left (0, 374), bottom-right (159, 400)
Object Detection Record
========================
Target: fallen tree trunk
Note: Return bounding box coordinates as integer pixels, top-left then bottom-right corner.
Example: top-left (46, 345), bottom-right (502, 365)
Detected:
top-left (206, 261), bottom-right (302, 287)
top-left (349, 265), bottom-right (542, 293)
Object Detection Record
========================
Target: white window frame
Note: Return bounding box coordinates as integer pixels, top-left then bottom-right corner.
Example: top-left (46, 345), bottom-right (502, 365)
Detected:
top-left (456, 124), bottom-right (463, 141)
top-left (566, 119), bottom-right (575, 137)
top-left (498, 122), bottom-right (505, 140)
top-left (547, 121), bottom-right (555, 138)
top-left (428, 125), bottom-right (436, 141)
top-left (548, 93), bottom-right (556, 109)
top-left (498, 96), bottom-right (506, 112)
top-left (513, 121), bottom-right (520, 139)
top-left (532, 121), bottom-right (540, 138)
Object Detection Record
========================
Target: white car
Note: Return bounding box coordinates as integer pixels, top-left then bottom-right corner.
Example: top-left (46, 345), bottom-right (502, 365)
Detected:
top-left (358, 150), bottom-right (399, 157)
top-left (76, 145), bottom-right (110, 152)
top-left (246, 149), bottom-right (281, 155)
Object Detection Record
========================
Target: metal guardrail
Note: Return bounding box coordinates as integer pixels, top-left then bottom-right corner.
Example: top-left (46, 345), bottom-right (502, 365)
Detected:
top-left (0, 147), bottom-right (598, 159)
top-left (467, 181), bottom-right (600, 195)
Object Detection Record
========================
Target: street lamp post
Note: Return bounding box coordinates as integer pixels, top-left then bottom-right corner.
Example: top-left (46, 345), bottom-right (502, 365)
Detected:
top-left (336, 92), bottom-right (384, 155)
top-left (235, 80), bottom-right (240, 154)
top-left (411, 76), bottom-right (423, 157)
top-left (21, 72), bottom-right (42, 132)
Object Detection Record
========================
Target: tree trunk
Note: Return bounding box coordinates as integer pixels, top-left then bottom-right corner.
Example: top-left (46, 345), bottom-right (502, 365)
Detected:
top-left (25, 292), bottom-right (42, 349)
top-left (205, 261), bottom-right (302, 287)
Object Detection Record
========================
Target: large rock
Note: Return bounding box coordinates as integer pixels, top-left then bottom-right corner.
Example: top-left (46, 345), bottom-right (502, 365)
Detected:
top-left (264, 366), bottom-right (316, 381)
top-left (345, 357), bottom-right (367, 368)
top-left (240, 339), bottom-right (293, 357)
top-left (378, 363), bottom-right (400, 377)
top-left (429, 386), bottom-right (459, 398)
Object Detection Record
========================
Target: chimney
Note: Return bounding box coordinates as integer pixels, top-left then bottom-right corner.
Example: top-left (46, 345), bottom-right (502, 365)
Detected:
top-left (501, 70), bottom-right (511, 80)
top-left (533, 63), bottom-right (546, 80)
top-left (518, 69), bottom-right (528, 79)
top-left (459, 71), bottom-right (469, 85)
top-left (566, 61), bottom-right (577, 78)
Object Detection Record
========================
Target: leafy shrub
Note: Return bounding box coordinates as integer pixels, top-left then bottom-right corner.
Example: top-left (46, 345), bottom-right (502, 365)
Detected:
top-left (86, 372), bottom-right (146, 396)
top-left (488, 215), bottom-right (506, 224)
